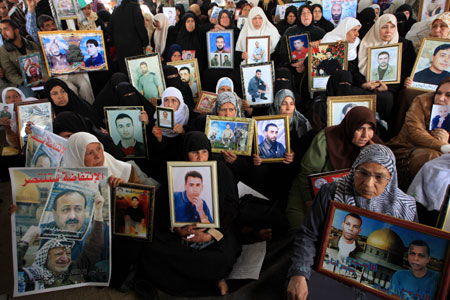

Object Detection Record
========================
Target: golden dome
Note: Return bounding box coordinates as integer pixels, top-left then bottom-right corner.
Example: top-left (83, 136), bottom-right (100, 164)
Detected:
top-left (366, 228), bottom-right (404, 252)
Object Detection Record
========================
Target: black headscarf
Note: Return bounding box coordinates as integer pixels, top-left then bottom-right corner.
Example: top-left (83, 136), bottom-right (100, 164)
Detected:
top-left (396, 4), bottom-right (416, 36)
top-left (45, 78), bottom-right (103, 128)
top-left (175, 4), bottom-right (186, 31)
top-left (115, 82), bottom-right (156, 122)
top-left (163, 65), bottom-right (195, 108)
top-left (275, 67), bottom-right (295, 93)
top-left (295, 5), bottom-right (325, 40)
top-left (394, 12), bottom-right (408, 37)
top-left (326, 70), bottom-right (368, 96)
top-left (218, 9), bottom-right (235, 29)
top-left (200, 0), bottom-right (211, 16)
top-left (92, 72), bottom-right (128, 120)
top-left (311, 4), bottom-right (334, 33)
top-left (182, 131), bottom-right (211, 160)
top-left (357, 7), bottom-right (376, 40)
top-left (276, 5), bottom-right (298, 35)
top-left (176, 13), bottom-right (203, 57)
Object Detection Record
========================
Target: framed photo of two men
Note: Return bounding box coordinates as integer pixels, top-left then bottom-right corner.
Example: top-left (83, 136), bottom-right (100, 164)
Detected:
top-left (318, 201), bottom-right (450, 300)
top-left (410, 38), bottom-right (450, 92)
top-left (207, 30), bottom-right (234, 69)
top-left (240, 61), bottom-right (275, 106)
top-left (104, 106), bottom-right (148, 159)
top-left (253, 115), bottom-right (290, 163)
top-left (167, 161), bottom-right (220, 228)
top-left (125, 53), bottom-right (166, 100)
top-left (367, 43), bottom-right (402, 84)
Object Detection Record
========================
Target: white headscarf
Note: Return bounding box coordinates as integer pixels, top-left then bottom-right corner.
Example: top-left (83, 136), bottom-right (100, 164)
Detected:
top-left (358, 0), bottom-right (373, 13)
top-left (154, 13), bottom-right (170, 55)
top-left (358, 14), bottom-right (399, 78)
top-left (1, 87), bottom-right (26, 104)
top-left (322, 17), bottom-right (361, 60)
top-left (155, 87), bottom-right (189, 137)
top-left (236, 7), bottom-right (280, 53)
top-left (62, 132), bottom-right (132, 181)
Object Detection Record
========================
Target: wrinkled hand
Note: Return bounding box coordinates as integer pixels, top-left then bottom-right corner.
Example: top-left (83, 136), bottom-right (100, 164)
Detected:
top-left (100, 127), bottom-right (108, 134)
top-left (0, 117), bottom-right (11, 127)
top-left (140, 111), bottom-right (149, 125)
top-left (149, 97), bottom-right (158, 107)
top-left (21, 225), bottom-right (41, 245)
top-left (283, 151), bottom-right (294, 164)
top-left (94, 192), bottom-right (105, 221)
top-left (108, 176), bottom-right (125, 188)
top-left (25, 121), bottom-right (34, 135)
top-left (374, 81), bottom-right (388, 92)
top-left (173, 123), bottom-right (185, 135)
top-left (404, 76), bottom-right (413, 87)
top-left (242, 52), bottom-right (249, 60)
top-left (287, 276), bottom-right (308, 300)
top-left (152, 126), bottom-right (163, 142)
top-left (253, 154), bottom-right (262, 166)
top-left (222, 150), bottom-right (237, 164)
top-left (431, 129), bottom-right (449, 143)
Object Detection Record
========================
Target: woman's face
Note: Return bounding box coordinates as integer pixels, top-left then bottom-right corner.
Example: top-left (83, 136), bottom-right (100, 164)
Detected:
top-left (300, 8), bottom-right (313, 26)
top-left (354, 162), bottom-right (391, 199)
top-left (84, 142), bottom-right (104, 167)
top-left (252, 15), bottom-right (263, 30)
top-left (50, 85), bottom-right (69, 106)
top-left (82, 4), bottom-right (92, 17)
top-left (280, 96), bottom-right (295, 118)
top-left (220, 13), bottom-right (230, 27)
top-left (188, 149), bottom-right (209, 161)
top-left (286, 12), bottom-right (296, 25)
top-left (402, 10), bottom-right (410, 20)
top-left (185, 17), bottom-right (195, 32)
top-left (351, 123), bottom-right (374, 147)
top-left (379, 21), bottom-right (396, 42)
top-left (241, 5), bottom-right (251, 17)
top-left (171, 51), bottom-right (182, 61)
top-left (346, 25), bottom-right (360, 43)
top-left (155, 20), bottom-right (161, 29)
top-left (218, 102), bottom-right (236, 117)
top-left (164, 96), bottom-right (180, 111)
top-left (434, 82), bottom-right (450, 105)
top-left (59, 131), bottom-right (73, 139)
top-left (313, 7), bottom-right (322, 21)
top-left (374, 8), bottom-right (380, 19)
top-left (5, 90), bottom-right (21, 104)
top-left (431, 19), bottom-right (449, 38)
top-left (144, 16), bottom-right (151, 28)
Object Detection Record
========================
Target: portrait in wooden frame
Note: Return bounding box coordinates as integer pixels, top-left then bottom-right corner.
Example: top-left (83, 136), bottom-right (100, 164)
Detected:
top-left (112, 183), bottom-right (156, 241)
top-left (156, 106), bottom-right (175, 130)
top-left (326, 95), bottom-right (377, 127)
top-left (125, 53), bottom-right (166, 100)
top-left (318, 201), bottom-right (450, 300)
top-left (167, 58), bottom-right (202, 100)
top-left (16, 100), bottom-right (53, 149)
top-left (19, 53), bottom-right (45, 86)
top-left (207, 30), bottom-right (234, 69)
top-left (205, 115), bottom-right (254, 156)
top-left (167, 161), bottom-right (220, 228)
top-left (287, 33), bottom-right (309, 63)
top-left (104, 106), bottom-right (148, 159)
top-left (308, 169), bottom-right (350, 199)
top-left (409, 37), bottom-right (450, 92)
top-left (246, 36), bottom-right (270, 64)
top-left (437, 185), bottom-right (450, 232)
top-left (240, 61), bottom-right (275, 106)
top-left (194, 91), bottom-right (217, 114)
top-left (308, 42), bottom-right (348, 91)
top-left (253, 115), bottom-right (290, 163)
top-left (367, 43), bottom-right (402, 84)
top-left (418, 0), bottom-right (449, 21)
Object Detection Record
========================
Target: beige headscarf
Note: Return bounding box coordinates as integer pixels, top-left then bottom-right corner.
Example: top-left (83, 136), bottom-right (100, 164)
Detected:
top-left (154, 13), bottom-right (170, 55)
top-left (358, 14), bottom-right (399, 78)
top-left (77, 11), bottom-right (99, 30)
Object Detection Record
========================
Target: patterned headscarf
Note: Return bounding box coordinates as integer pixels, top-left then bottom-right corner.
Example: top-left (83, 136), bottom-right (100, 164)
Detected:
top-left (433, 12), bottom-right (450, 36)
top-left (334, 144), bottom-right (416, 221)
top-left (212, 91), bottom-right (243, 117)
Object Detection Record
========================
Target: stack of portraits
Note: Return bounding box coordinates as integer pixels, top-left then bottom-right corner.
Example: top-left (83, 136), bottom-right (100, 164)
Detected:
top-left (207, 30), bottom-right (234, 69)
top-left (254, 115), bottom-right (290, 162)
top-left (241, 61), bottom-right (275, 106)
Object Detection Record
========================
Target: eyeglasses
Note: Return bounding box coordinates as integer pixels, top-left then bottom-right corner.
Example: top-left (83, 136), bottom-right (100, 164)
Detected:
top-left (354, 169), bottom-right (390, 184)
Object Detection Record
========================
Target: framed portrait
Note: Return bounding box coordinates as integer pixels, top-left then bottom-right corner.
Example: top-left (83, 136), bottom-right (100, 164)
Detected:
top-left (104, 106), bottom-right (148, 159)
top-left (162, 7), bottom-right (176, 26)
top-left (207, 30), bottom-right (234, 69)
top-left (410, 38), bottom-right (450, 92)
top-left (167, 161), bottom-right (220, 228)
top-left (19, 53), bottom-right (44, 86)
top-left (322, 0), bottom-right (357, 27)
top-left (253, 115), bottom-right (290, 163)
top-left (182, 50), bottom-right (195, 60)
top-left (0, 103), bottom-right (14, 120)
top-left (246, 36), bottom-right (270, 64)
top-left (16, 100), bottom-right (53, 149)
top-left (167, 58), bottom-right (202, 100)
top-left (112, 183), bottom-right (156, 241)
top-left (211, 6), bottom-right (221, 19)
top-left (308, 169), bottom-right (350, 198)
top-left (309, 42), bottom-right (348, 91)
top-left (125, 53), bottom-right (166, 100)
top-left (418, 0), bottom-right (449, 21)
top-left (240, 61), bottom-right (275, 106)
top-left (50, 0), bottom-right (77, 19)
top-left (367, 43), bottom-right (402, 84)
top-left (437, 185), bottom-right (450, 232)
top-left (175, 0), bottom-right (190, 11)
top-left (38, 30), bottom-right (108, 76)
top-left (212, 0), bottom-right (226, 7)
top-left (195, 91), bottom-right (218, 114)
top-left (237, 16), bottom-right (247, 30)
top-left (287, 33), bottom-right (309, 63)
top-left (318, 201), bottom-right (450, 300)
top-left (326, 95), bottom-right (377, 127)
top-left (205, 115), bottom-right (254, 156)
top-left (275, 3), bottom-right (303, 19)
top-left (156, 106), bottom-right (175, 130)
top-left (429, 104), bottom-right (450, 131)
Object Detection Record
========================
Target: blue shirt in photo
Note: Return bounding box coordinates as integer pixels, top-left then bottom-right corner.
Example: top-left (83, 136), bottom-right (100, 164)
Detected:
top-left (388, 269), bottom-right (440, 300)
top-left (174, 191), bottom-right (213, 223)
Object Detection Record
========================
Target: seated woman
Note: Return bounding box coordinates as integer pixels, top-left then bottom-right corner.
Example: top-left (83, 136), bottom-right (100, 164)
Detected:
top-left (276, 5), bottom-right (297, 35)
top-left (286, 106), bottom-right (382, 232)
top-left (165, 44), bottom-right (182, 62)
top-left (287, 144), bottom-right (417, 300)
top-left (0, 87), bottom-right (27, 148)
top-left (387, 77), bottom-right (450, 182)
top-left (311, 4), bottom-right (334, 33)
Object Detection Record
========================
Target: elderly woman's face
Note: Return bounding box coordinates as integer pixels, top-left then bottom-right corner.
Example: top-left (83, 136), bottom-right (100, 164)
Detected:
top-left (252, 15), bottom-right (263, 29)
top-left (5, 90), bottom-right (21, 104)
top-left (351, 123), bottom-right (374, 147)
top-left (171, 51), bottom-right (182, 61)
top-left (50, 85), bottom-right (69, 107)
top-left (354, 162), bottom-right (391, 199)
top-left (188, 149), bottom-right (209, 161)
top-left (185, 17), bottom-right (195, 32)
top-left (218, 102), bottom-right (236, 117)
top-left (300, 8), bottom-right (313, 26)
top-left (379, 21), bottom-right (396, 41)
top-left (280, 96), bottom-right (295, 118)
top-left (218, 85), bottom-right (232, 94)
top-left (84, 142), bottom-right (104, 167)
top-left (164, 96), bottom-right (180, 111)
top-left (434, 82), bottom-right (450, 105)
top-left (346, 25), bottom-right (360, 43)
top-left (431, 19), bottom-right (449, 38)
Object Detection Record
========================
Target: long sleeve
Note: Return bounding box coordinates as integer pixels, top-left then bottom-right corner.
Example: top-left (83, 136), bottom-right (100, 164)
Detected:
top-left (0, 48), bottom-right (23, 86)
top-left (26, 11), bottom-right (40, 43)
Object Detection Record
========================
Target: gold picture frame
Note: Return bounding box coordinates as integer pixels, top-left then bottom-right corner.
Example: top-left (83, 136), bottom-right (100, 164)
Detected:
top-left (167, 58), bottom-right (202, 101)
top-left (367, 43), bottom-right (402, 84)
top-left (194, 91), bottom-right (217, 114)
top-left (253, 115), bottom-right (290, 163)
top-left (418, 0), bottom-right (450, 21)
top-left (326, 95), bottom-right (377, 127)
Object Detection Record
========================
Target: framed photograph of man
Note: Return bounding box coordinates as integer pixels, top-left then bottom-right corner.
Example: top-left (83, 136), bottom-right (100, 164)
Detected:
top-left (275, 3), bottom-right (303, 19)
top-left (307, 169), bottom-right (350, 198)
top-left (287, 34), bottom-right (309, 62)
top-left (207, 30), bottom-right (234, 69)
top-left (237, 16), bottom-right (247, 30)
top-left (195, 91), bottom-right (218, 114)
top-left (125, 53), bottom-right (165, 100)
top-left (156, 106), bottom-right (175, 130)
top-left (39, 30), bottom-right (108, 76)
top-left (167, 58), bottom-right (202, 100)
top-left (318, 201), bottom-right (450, 300)
top-left (19, 53), bottom-right (44, 86)
top-left (437, 185), bottom-right (450, 232)
top-left (104, 106), bottom-right (148, 159)
top-left (167, 161), bottom-right (220, 228)
top-left (367, 43), bottom-right (402, 84)
top-left (429, 104), bottom-right (450, 131)
top-left (253, 115), bottom-right (290, 163)
top-left (418, 0), bottom-right (449, 21)
top-left (205, 115), bottom-right (254, 156)
top-left (50, 0), bottom-right (77, 19)
top-left (16, 100), bottom-right (53, 149)
top-left (112, 183), bottom-right (155, 241)
top-left (162, 7), bottom-right (176, 26)
top-left (182, 50), bottom-right (195, 60)
top-left (246, 36), bottom-right (270, 64)
top-left (212, 0), bottom-right (226, 7)
top-left (211, 6), bottom-right (221, 19)
top-left (410, 38), bottom-right (450, 92)
top-left (309, 42), bottom-right (348, 91)
top-left (327, 95), bottom-right (377, 127)
top-left (241, 61), bottom-right (275, 106)
top-left (322, 0), bottom-right (357, 27)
